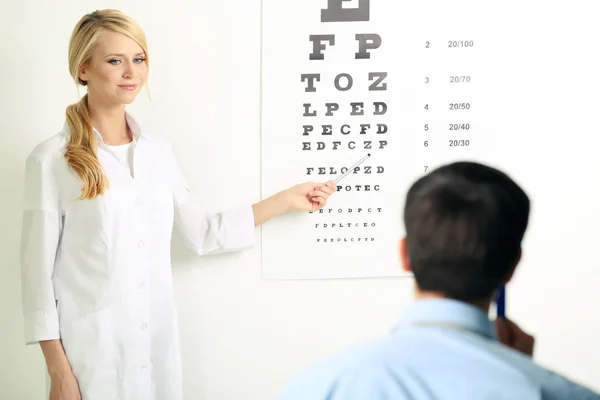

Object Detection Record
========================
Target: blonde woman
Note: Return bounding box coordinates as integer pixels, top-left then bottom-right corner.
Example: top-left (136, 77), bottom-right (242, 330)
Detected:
top-left (20, 9), bottom-right (335, 400)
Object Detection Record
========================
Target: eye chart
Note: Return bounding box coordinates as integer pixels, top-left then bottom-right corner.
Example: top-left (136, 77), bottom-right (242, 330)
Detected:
top-left (261, 0), bottom-right (519, 279)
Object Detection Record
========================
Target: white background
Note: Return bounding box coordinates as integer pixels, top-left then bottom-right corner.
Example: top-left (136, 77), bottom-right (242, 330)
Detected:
top-left (1, 0), bottom-right (599, 398)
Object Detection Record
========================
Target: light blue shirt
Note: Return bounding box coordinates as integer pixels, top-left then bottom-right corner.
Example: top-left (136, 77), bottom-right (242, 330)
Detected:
top-left (276, 299), bottom-right (600, 400)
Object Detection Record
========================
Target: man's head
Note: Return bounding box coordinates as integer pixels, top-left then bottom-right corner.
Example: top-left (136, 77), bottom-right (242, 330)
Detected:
top-left (399, 161), bottom-right (530, 302)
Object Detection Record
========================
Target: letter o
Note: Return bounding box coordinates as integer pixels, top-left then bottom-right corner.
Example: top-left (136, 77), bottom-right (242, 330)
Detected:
top-left (334, 73), bottom-right (353, 91)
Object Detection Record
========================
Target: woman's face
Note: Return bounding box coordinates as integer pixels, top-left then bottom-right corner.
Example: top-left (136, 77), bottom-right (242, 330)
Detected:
top-left (79, 30), bottom-right (148, 106)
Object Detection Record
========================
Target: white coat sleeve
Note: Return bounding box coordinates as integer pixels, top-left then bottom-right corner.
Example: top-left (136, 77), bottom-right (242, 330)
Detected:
top-left (164, 141), bottom-right (256, 255)
top-left (20, 154), bottom-right (62, 345)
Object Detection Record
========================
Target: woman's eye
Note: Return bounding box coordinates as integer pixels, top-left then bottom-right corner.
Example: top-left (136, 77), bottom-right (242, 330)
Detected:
top-left (107, 58), bottom-right (145, 65)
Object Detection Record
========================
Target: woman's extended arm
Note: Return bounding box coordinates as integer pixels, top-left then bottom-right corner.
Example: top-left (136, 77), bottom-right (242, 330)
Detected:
top-left (164, 140), bottom-right (336, 255)
top-left (251, 181), bottom-right (336, 227)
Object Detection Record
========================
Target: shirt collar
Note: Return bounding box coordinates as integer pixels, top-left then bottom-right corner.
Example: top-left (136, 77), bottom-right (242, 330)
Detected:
top-left (391, 298), bottom-right (496, 340)
top-left (62, 111), bottom-right (143, 144)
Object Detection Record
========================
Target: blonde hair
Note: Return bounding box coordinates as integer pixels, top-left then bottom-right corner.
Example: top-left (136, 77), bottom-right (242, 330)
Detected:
top-left (65, 9), bottom-right (149, 199)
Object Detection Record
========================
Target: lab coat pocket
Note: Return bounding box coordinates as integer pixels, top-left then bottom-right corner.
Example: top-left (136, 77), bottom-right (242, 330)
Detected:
top-left (61, 307), bottom-right (120, 399)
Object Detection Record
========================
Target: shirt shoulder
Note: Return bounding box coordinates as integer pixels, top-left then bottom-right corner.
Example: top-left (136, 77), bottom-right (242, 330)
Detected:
top-left (539, 368), bottom-right (600, 400)
top-left (26, 131), bottom-right (68, 164)
top-left (482, 340), bottom-right (600, 399)
top-left (136, 123), bottom-right (178, 160)
top-left (135, 121), bottom-right (168, 146)
top-left (277, 337), bottom-right (405, 400)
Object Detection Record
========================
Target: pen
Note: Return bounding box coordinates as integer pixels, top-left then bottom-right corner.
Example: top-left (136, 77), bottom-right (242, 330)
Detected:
top-left (334, 153), bottom-right (371, 184)
top-left (496, 286), bottom-right (506, 319)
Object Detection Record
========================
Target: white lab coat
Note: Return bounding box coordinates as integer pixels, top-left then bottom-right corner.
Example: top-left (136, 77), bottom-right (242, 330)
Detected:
top-left (20, 113), bottom-right (256, 399)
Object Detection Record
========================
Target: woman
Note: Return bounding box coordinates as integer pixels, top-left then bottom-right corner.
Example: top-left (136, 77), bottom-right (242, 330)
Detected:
top-left (20, 9), bottom-right (335, 400)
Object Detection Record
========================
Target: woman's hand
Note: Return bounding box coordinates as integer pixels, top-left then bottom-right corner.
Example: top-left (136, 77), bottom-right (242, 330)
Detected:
top-left (285, 180), bottom-right (336, 212)
top-left (252, 180), bottom-right (337, 227)
top-left (49, 370), bottom-right (81, 400)
top-left (39, 340), bottom-right (81, 400)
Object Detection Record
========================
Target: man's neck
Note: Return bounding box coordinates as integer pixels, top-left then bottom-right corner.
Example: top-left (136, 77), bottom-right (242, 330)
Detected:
top-left (414, 290), bottom-right (492, 313)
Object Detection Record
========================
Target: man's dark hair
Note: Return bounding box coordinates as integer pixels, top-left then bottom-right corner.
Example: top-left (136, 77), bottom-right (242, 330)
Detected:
top-left (403, 161), bottom-right (530, 300)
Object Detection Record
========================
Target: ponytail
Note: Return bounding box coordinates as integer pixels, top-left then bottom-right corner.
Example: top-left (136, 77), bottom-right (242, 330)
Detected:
top-left (64, 94), bottom-right (109, 200)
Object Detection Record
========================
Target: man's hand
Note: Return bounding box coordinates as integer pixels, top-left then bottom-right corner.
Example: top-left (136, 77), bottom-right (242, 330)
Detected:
top-left (495, 318), bottom-right (535, 357)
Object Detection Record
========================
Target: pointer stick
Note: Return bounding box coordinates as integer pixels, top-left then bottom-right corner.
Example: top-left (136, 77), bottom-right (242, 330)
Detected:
top-left (334, 153), bottom-right (371, 184)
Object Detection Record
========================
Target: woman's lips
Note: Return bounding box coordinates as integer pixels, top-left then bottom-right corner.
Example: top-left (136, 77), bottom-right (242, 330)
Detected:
top-left (119, 84), bottom-right (138, 91)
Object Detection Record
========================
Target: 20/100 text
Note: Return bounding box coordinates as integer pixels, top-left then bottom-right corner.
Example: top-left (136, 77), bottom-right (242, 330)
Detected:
top-left (448, 40), bottom-right (474, 47)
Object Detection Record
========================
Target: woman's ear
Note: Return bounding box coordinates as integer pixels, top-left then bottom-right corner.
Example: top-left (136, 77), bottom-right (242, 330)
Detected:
top-left (79, 63), bottom-right (89, 84)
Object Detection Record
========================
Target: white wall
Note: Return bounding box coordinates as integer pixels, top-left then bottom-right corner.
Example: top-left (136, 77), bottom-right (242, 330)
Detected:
top-left (1, 1), bottom-right (599, 399)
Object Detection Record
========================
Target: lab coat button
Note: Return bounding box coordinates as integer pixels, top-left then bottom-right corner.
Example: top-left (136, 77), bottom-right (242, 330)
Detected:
top-left (139, 281), bottom-right (146, 289)
top-left (141, 364), bottom-right (148, 371)
top-left (138, 240), bottom-right (145, 248)
top-left (141, 322), bottom-right (148, 330)
top-left (135, 197), bottom-right (143, 206)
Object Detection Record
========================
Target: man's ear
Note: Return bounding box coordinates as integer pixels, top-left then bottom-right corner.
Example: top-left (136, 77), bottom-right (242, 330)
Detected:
top-left (399, 236), bottom-right (411, 273)
top-left (503, 248), bottom-right (522, 284)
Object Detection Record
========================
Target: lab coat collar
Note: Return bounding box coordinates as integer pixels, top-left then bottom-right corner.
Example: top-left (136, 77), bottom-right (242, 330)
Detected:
top-left (391, 298), bottom-right (497, 340)
top-left (62, 111), bottom-right (144, 145)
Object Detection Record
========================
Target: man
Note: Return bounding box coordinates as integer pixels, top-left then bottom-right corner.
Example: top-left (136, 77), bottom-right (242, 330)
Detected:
top-left (276, 162), bottom-right (600, 400)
